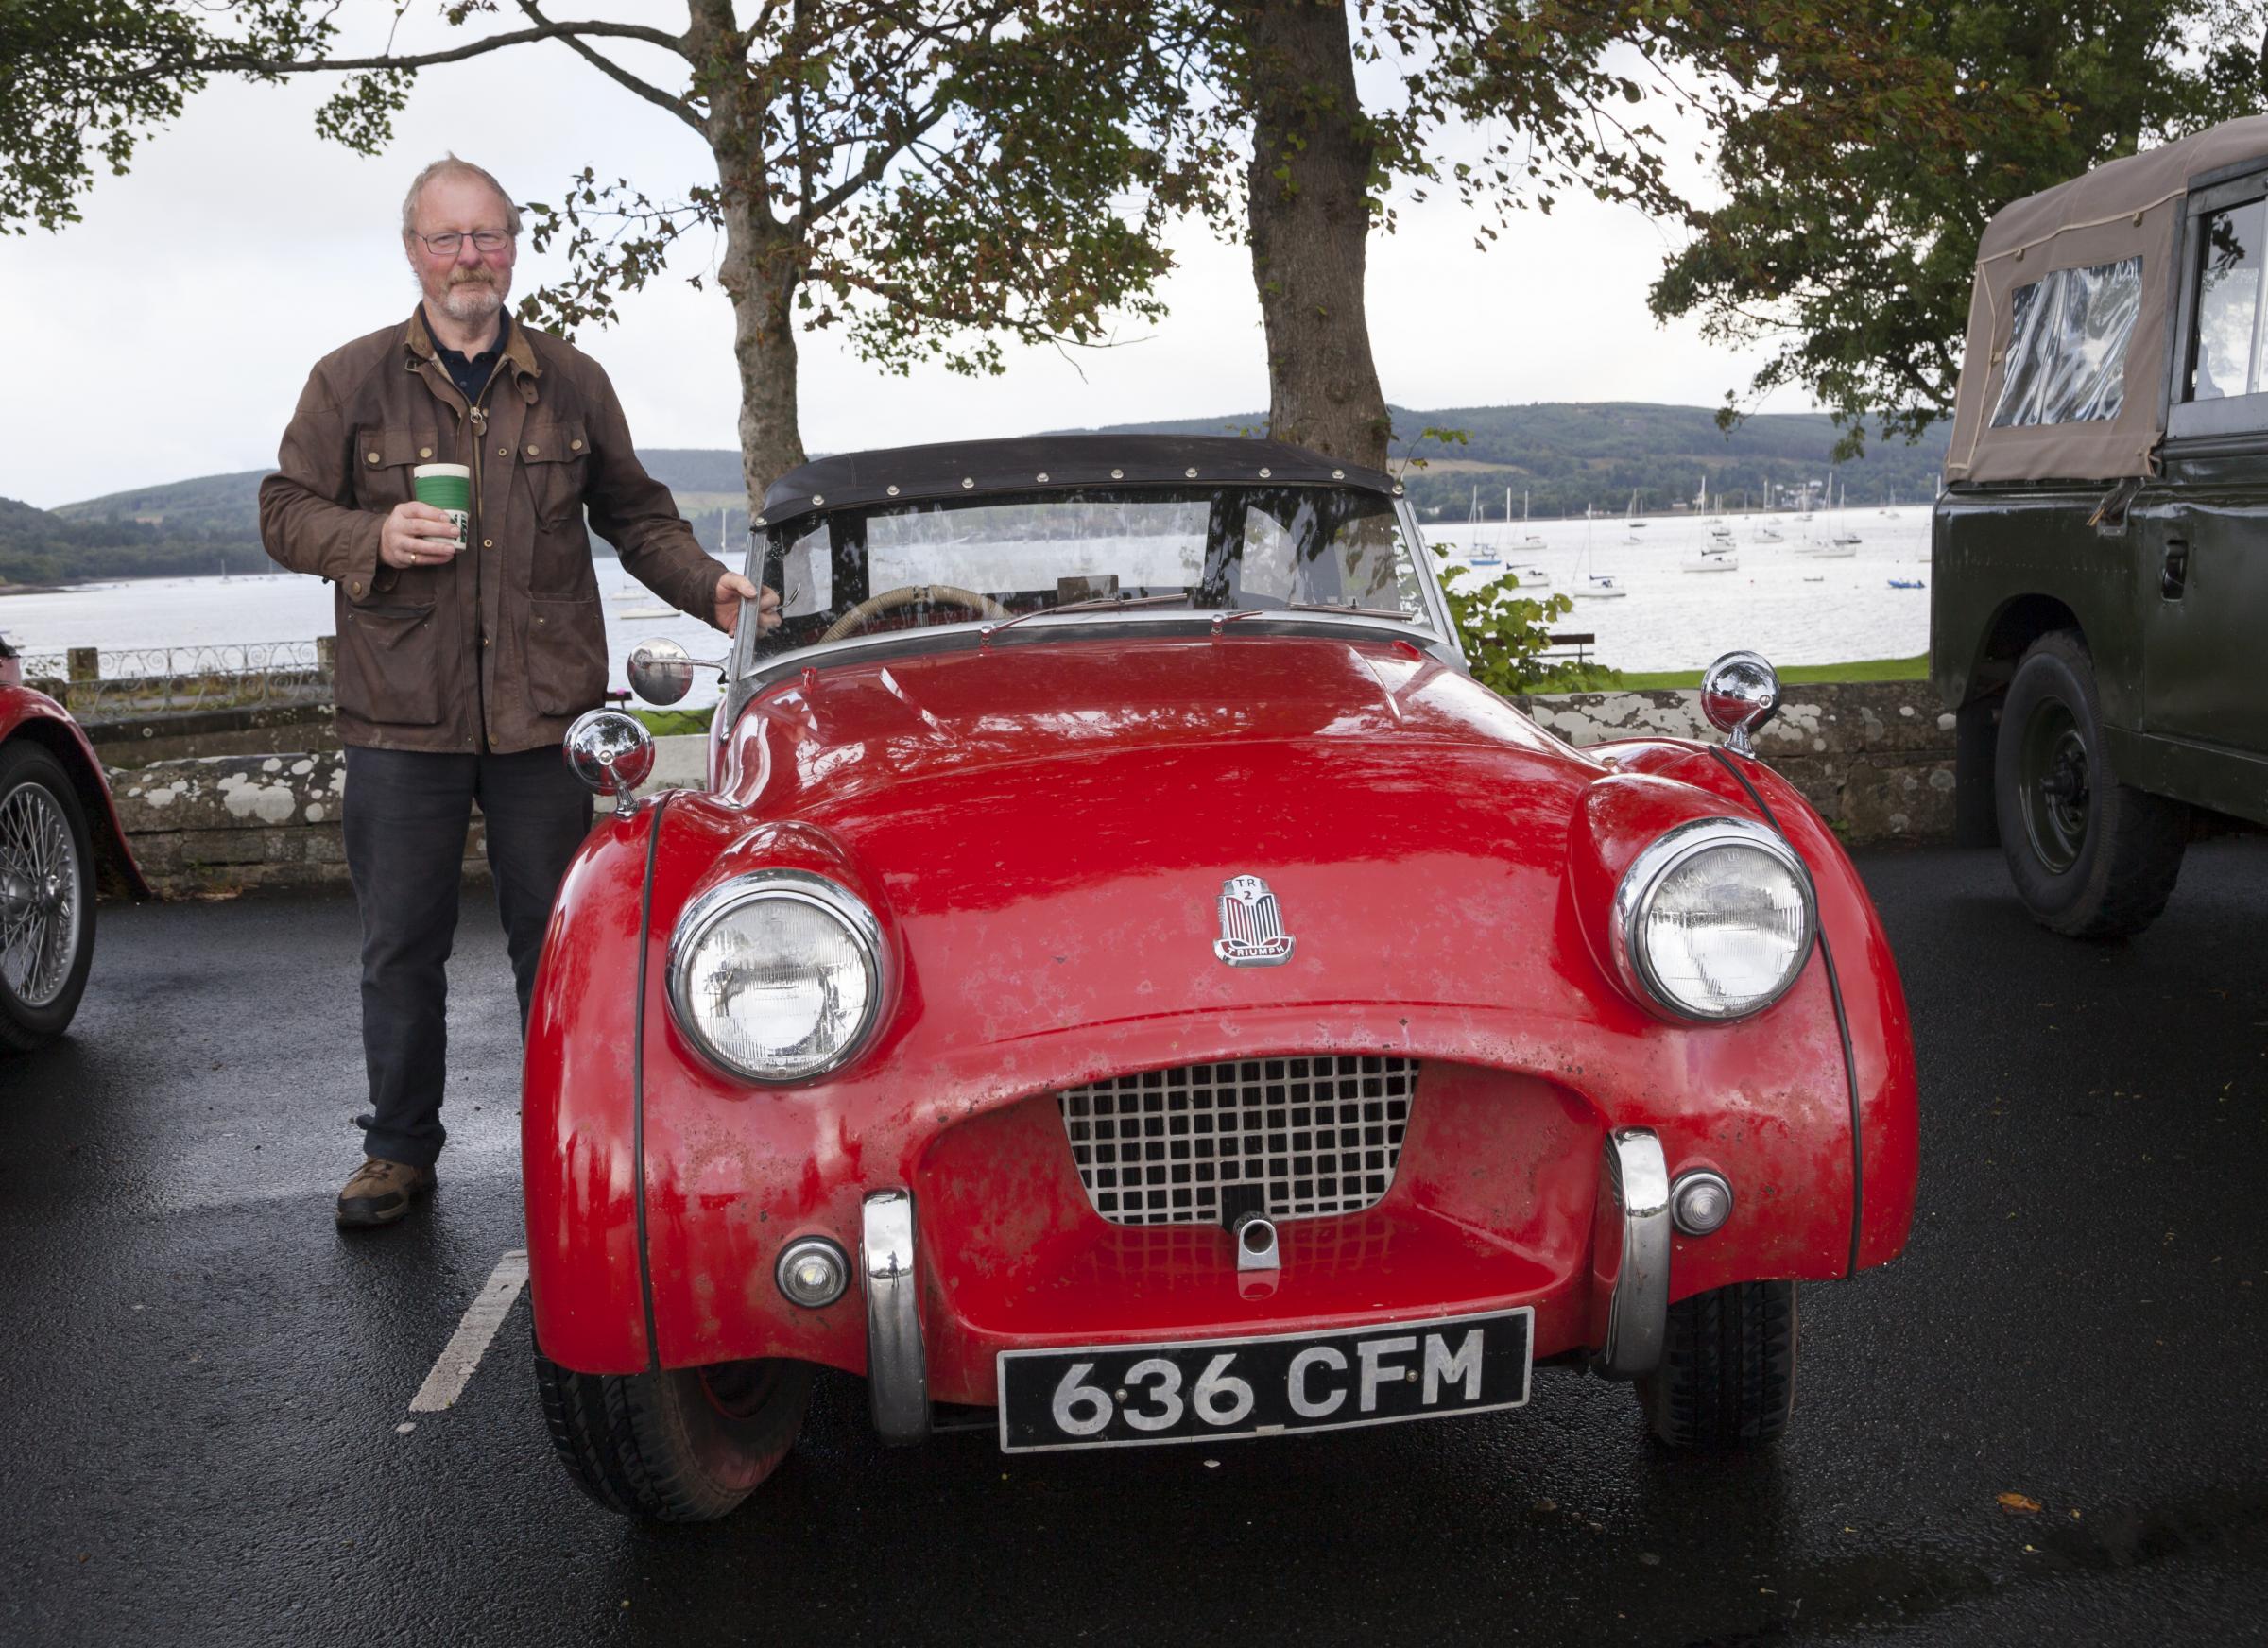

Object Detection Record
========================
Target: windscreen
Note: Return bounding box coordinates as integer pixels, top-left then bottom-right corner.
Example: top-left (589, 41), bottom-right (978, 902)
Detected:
top-left (746, 487), bottom-right (1429, 662)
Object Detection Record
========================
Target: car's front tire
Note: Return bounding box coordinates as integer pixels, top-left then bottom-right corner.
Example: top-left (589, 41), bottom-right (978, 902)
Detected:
top-left (0, 741), bottom-right (97, 1053)
top-left (1637, 1279), bottom-right (1797, 1450)
top-left (1994, 631), bottom-right (2186, 938)
top-left (535, 1334), bottom-right (813, 1521)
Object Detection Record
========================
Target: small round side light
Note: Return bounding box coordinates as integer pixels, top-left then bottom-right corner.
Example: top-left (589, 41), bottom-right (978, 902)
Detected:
top-left (1670, 1171), bottom-right (1735, 1237)
top-left (776, 1236), bottom-right (850, 1308)
top-left (1701, 651), bottom-right (1780, 757)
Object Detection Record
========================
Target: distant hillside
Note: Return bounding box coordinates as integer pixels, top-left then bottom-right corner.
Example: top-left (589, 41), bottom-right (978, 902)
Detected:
top-left (2, 492), bottom-right (265, 586)
top-left (1067, 403), bottom-right (1950, 519)
top-left (54, 470), bottom-right (274, 537)
top-left (26, 403), bottom-right (1949, 582)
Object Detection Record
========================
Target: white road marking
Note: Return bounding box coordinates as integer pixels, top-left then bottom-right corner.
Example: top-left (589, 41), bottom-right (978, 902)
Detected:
top-left (409, 1249), bottom-right (529, 1414)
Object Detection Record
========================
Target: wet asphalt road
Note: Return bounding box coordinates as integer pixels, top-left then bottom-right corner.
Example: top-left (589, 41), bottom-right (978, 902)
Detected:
top-left (5, 845), bottom-right (2268, 1647)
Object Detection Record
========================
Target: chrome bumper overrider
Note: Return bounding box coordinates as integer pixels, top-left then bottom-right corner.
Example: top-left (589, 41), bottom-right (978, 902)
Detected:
top-left (1593, 1127), bottom-right (1671, 1378)
top-left (861, 1189), bottom-right (930, 1445)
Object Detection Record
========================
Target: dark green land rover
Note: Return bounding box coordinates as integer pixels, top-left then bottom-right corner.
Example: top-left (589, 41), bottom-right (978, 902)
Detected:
top-left (1937, 114), bottom-right (2268, 936)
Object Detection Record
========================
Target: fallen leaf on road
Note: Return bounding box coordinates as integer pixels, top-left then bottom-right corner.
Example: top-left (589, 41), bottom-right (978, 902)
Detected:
top-left (1998, 1492), bottom-right (2043, 1514)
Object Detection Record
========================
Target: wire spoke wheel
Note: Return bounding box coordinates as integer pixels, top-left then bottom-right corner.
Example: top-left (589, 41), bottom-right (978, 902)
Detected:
top-left (0, 776), bottom-right (79, 1009)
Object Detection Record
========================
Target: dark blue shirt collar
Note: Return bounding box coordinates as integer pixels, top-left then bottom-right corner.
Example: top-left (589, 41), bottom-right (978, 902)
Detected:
top-left (421, 306), bottom-right (511, 405)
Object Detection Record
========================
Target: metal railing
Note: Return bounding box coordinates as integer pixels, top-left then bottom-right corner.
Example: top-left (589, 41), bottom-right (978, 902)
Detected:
top-left (21, 639), bottom-right (334, 720)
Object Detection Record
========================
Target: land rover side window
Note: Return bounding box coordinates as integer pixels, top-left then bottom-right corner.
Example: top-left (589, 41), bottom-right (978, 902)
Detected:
top-left (2188, 198), bottom-right (2267, 400)
top-left (1991, 256), bottom-right (2144, 426)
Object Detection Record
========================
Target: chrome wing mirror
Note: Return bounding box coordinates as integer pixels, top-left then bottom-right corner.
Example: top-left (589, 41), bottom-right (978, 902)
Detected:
top-left (563, 709), bottom-right (657, 818)
top-left (1700, 651), bottom-right (1781, 758)
top-left (627, 638), bottom-right (725, 707)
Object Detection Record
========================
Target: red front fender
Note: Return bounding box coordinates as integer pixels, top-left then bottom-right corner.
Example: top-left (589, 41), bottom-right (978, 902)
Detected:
top-left (1, 685), bottom-right (150, 901)
top-left (524, 802), bottom-right (662, 1373)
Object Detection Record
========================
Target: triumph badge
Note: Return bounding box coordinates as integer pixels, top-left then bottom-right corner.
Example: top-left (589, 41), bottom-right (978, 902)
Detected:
top-left (1214, 874), bottom-right (1296, 968)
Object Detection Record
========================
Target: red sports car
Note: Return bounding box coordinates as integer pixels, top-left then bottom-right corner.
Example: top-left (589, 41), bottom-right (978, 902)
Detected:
top-left (0, 666), bottom-right (148, 1050)
top-left (524, 437), bottom-right (1918, 1521)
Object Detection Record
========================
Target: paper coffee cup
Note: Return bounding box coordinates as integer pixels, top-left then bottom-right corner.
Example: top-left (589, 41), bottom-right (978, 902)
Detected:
top-left (412, 463), bottom-right (471, 550)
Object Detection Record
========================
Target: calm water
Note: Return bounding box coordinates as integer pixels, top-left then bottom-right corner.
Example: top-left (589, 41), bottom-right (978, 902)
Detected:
top-left (1, 557), bottom-right (735, 709)
top-left (0, 506), bottom-right (1933, 706)
top-left (1434, 504), bottom-right (1934, 672)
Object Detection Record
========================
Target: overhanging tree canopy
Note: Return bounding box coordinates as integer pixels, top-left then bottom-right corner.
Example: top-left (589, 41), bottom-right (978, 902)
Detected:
top-left (4, 0), bottom-right (1201, 501)
top-left (1647, 0), bottom-right (2268, 455)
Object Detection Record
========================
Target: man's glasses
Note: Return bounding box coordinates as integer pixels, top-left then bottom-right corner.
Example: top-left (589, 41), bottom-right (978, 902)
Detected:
top-left (413, 230), bottom-right (512, 256)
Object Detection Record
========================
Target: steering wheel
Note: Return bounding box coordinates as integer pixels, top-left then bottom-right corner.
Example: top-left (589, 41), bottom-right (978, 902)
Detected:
top-left (818, 583), bottom-right (1010, 644)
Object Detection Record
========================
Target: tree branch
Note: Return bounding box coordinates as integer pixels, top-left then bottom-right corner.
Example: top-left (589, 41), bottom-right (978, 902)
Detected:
top-left (195, 17), bottom-right (683, 78)
top-left (516, 0), bottom-right (697, 130)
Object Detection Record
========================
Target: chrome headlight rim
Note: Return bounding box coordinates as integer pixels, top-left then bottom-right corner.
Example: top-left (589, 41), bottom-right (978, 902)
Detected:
top-left (666, 869), bottom-right (885, 1085)
top-left (1609, 816), bottom-right (1816, 1022)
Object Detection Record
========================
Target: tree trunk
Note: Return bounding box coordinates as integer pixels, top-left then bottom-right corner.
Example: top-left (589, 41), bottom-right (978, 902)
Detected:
top-left (716, 206), bottom-right (807, 510)
top-left (1241, 0), bottom-right (1390, 469)
top-left (689, 0), bottom-right (807, 516)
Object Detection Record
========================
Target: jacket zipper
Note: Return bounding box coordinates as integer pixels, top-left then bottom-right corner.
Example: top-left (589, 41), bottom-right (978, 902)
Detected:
top-left (463, 369), bottom-right (504, 748)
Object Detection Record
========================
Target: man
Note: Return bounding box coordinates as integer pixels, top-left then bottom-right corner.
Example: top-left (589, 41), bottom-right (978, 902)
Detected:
top-left (261, 155), bottom-right (775, 1229)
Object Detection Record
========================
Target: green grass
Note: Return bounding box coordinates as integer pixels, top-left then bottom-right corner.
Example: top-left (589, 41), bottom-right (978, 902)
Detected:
top-left (629, 706), bottom-right (716, 736)
top-left (1611, 653), bottom-right (1929, 690)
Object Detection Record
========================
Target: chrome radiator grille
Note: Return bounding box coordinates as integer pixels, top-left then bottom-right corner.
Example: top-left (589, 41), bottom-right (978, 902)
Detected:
top-left (1057, 1056), bottom-right (1417, 1227)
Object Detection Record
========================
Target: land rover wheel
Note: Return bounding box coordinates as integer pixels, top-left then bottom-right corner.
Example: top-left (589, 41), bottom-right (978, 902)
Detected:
top-left (1994, 631), bottom-right (2185, 938)
top-left (535, 1336), bottom-right (814, 1521)
top-left (1639, 1279), bottom-right (1797, 1450)
top-left (0, 741), bottom-right (96, 1053)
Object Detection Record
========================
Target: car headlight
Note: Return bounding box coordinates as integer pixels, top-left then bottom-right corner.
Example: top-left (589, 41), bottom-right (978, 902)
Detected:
top-left (1610, 818), bottom-right (1815, 1021)
top-left (668, 871), bottom-right (885, 1082)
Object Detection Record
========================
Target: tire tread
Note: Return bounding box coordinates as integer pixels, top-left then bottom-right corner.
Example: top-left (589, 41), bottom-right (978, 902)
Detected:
top-left (533, 1330), bottom-right (810, 1521)
top-left (1641, 1279), bottom-right (1797, 1450)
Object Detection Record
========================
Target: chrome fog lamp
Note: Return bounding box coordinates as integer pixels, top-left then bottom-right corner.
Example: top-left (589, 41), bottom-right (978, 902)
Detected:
top-left (668, 871), bottom-right (884, 1083)
top-left (1612, 817), bottom-right (1815, 1021)
top-left (1670, 1170), bottom-right (1735, 1237)
top-left (1700, 650), bottom-right (1781, 757)
top-left (776, 1236), bottom-right (851, 1308)
top-left (562, 709), bottom-right (656, 818)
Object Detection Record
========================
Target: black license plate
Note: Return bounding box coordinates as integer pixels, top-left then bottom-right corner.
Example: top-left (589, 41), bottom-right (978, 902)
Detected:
top-left (996, 1309), bottom-right (1533, 1452)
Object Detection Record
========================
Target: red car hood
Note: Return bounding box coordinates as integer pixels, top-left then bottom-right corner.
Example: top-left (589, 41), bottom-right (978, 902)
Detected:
top-left (698, 634), bottom-right (1666, 1039)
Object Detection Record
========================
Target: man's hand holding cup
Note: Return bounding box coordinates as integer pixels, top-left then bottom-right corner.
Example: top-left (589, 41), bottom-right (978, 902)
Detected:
top-left (382, 502), bottom-right (464, 569)
top-left (387, 462), bottom-right (472, 570)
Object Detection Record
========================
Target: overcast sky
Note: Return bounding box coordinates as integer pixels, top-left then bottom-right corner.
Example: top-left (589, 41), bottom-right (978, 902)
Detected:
top-left (0, 10), bottom-right (1789, 510)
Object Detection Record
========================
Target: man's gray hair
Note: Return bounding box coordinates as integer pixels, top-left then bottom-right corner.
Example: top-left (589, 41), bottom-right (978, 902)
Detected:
top-left (400, 155), bottom-right (524, 239)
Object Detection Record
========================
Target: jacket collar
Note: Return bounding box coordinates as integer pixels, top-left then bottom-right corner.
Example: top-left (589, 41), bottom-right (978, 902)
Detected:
top-left (403, 305), bottom-right (541, 382)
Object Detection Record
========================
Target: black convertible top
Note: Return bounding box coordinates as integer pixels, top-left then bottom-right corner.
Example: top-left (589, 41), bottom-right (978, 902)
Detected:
top-left (756, 435), bottom-right (1401, 527)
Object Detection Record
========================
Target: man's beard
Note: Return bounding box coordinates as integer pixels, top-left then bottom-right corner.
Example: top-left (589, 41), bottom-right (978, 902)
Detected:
top-left (438, 270), bottom-right (507, 323)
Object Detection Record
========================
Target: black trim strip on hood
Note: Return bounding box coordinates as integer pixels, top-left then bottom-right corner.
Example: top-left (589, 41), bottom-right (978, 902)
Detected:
top-left (1710, 747), bottom-right (1867, 1280)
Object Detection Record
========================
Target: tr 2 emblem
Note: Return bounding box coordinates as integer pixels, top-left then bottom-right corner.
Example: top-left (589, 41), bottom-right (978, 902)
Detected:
top-left (1214, 874), bottom-right (1296, 968)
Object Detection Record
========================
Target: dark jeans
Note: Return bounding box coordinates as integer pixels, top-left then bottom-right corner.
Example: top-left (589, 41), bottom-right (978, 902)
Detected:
top-left (342, 746), bottom-right (593, 1169)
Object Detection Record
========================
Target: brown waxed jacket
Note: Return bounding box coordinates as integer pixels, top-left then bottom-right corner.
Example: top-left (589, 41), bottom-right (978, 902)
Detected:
top-left (259, 309), bottom-right (726, 754)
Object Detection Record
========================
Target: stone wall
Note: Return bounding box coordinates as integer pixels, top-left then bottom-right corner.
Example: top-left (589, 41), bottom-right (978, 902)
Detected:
top-left (109, 738), bottom-right (709, 897)
top-left (108, 682), bottom-right (1952, 897)
top-left (1514, 680), bottom-right (1957, 843)
top-left (83, 701), bottom-right (339, 768)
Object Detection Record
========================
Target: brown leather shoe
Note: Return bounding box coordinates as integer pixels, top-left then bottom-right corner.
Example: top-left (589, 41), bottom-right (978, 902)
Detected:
top-left (335, 1157), bottom-right (437, 1228)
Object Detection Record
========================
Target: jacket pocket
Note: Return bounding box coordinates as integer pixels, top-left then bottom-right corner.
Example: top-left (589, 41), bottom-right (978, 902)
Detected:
top-left (337, 603), bottom-right (442, 727)
top-left (519, 420), bottom-right (591, 529)
top-left (351, 425), bottom-right (443, 513)
top-left (525, 593), bottom-right (608, 719)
